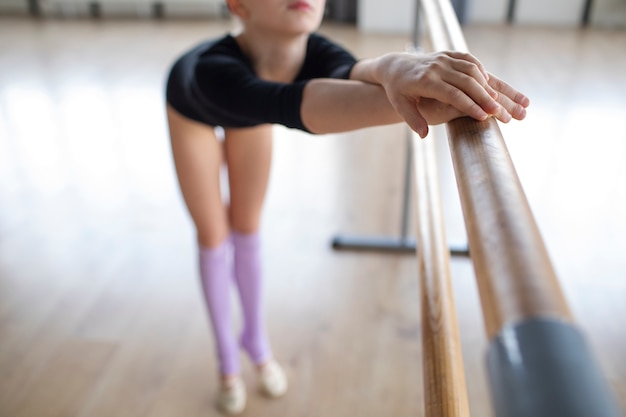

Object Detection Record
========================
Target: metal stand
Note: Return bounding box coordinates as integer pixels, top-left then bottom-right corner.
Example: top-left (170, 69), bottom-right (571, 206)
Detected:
top-left (331, 132), bottom-right (470, 256)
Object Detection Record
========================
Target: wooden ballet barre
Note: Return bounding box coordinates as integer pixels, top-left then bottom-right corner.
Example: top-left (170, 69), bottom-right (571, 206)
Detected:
top-left (416, 0), bottom-right (625, 416)
top-left (421, 0), bottom-right (572, 338)
top-left (413, 126), bottom-right (470, 417)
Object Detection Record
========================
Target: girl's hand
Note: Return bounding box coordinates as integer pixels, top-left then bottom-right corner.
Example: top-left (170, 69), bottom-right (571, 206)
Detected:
top-left (417, 73), bottom-right (530, 126)
top-left (376, 51), bottom-right (527, 137)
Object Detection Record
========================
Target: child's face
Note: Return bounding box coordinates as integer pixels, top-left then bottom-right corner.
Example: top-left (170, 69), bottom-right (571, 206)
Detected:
top-left (234, 0), bottom-right (326, 35)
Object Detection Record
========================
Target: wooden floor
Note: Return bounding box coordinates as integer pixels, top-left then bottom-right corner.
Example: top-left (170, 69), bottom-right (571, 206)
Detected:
top-left (1, 17), bottom-right (625, 417)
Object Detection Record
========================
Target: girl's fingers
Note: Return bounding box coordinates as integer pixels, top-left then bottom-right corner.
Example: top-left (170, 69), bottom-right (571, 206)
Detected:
top-left (449, 55), bottom-right (498, 99)
top-left (421, 52), bottom-right (501, 117)
top-left (445, 51), bottom-right (490, 82)
top-left (432, 82), bottom-right (490, 121)
top-left (395, 96), bottom-right (429, 138)
top-left (495, 89), bottom-right (527, 120)
top-left (488, 74), bottom-right (530, 107)
top-left (493, 104), bottom-right (512, 123)
top-left (441, 70), bottom-right (500, 116)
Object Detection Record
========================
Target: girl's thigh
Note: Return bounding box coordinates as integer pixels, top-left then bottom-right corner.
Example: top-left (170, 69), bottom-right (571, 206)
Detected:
top-left (167, 104), bottom-right (229, 247)
top-left (223, 125), bottom-right (273, 234)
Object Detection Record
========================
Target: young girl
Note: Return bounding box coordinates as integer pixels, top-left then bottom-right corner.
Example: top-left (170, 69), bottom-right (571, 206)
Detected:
top-left (165, 0), bottom-right (529, 414)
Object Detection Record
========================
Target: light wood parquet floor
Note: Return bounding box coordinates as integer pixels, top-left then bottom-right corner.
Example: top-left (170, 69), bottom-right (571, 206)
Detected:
top-left (0, 17), bottom-right (625, 417)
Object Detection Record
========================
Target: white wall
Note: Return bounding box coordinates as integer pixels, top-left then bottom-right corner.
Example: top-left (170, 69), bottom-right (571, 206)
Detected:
top-left (357, 0), bottom-right (626, 33)
top-left (163, 1), bottom-right (226, 18)
top-left (14, 0), bottom-right (626, 27)
top-left (515, 0), bottom-right (586, 26)
top-left (358, 0), bottom-right (416, 33)
top-left (358, 0), bottom-right (508, 33)
top-left (37, 0), bottom-right (224, 18)
top-left (467, 0), bottom-right (508, 24)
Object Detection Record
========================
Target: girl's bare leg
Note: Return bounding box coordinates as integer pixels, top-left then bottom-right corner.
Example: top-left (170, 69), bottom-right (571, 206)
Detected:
top-left (167, 105), bottom-right (229, 247)
top-left (167, 105), bottom-right (241, 383)
top-left (223, 125), bottom-right (273, 234)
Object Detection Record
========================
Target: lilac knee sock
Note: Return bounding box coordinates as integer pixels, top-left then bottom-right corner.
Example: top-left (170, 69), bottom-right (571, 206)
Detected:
top-left (199, 241), bottom-right (240, 376)
top-left (231, 231), bottom-right (272, 365)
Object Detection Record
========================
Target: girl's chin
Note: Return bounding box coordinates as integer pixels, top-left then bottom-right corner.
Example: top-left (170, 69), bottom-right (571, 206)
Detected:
top-left (269, 25), bottom-right (320, 37)
top-left (285, 20), bottom-right (323, 34)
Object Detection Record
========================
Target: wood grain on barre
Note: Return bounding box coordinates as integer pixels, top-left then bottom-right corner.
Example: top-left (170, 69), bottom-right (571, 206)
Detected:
top-left (414, 132), bottom-right (470, 417)
top-left (448, 118), bottom-right (573, 338)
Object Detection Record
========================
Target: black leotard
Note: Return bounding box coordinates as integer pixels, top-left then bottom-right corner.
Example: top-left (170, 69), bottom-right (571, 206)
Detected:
top-left (165, 33), bottom-right (357, 132)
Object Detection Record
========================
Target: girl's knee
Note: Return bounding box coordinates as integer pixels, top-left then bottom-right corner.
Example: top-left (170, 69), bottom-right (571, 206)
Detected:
top-left (229, 220), bottom-right (260, 236)
top-left (197, 227), bottom-right (230, 249)
top-left (228, 206), bottom-right (262, 235)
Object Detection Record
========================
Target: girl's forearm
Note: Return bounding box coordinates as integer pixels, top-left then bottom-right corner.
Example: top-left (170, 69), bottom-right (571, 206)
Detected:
top-left (300, 78), bottom-right (471, 134)
top-left (300, 78), bottom-right (402, 134)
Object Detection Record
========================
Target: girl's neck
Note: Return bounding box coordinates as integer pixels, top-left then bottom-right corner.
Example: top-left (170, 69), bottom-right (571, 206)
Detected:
top-left (235, 28), bottom-right (309, 83)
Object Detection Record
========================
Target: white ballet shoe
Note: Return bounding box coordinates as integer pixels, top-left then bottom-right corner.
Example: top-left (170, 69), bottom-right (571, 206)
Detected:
top-left (258, 361), bottom-right (288, 398)
top-left (217, 376), bottom-right (246, 415)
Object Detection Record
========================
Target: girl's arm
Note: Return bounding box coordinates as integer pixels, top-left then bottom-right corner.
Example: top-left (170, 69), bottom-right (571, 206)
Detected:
top-left (300, 79), bottom-right (402, 134)
top-left (346, 51), bottom-right (529, 137)
top-left (300, 70), bottom-right (528, 136)
top-left (299, 78), bottom-right (470, 134)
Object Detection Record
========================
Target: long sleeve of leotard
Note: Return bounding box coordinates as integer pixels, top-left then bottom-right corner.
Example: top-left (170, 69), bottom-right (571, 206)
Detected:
top-left (190, 34), bottom-right (357, 132)
top-left (193, 56), bottom-right (309, 130)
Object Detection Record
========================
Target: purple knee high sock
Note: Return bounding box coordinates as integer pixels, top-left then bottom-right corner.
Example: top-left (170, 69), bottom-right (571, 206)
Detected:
top-left (231, 231), bottom-right (272, 365)
top-left (199, 241), bottom-right (240, 376)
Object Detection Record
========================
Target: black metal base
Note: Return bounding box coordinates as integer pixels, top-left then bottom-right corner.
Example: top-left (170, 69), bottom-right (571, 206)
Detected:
top-left (331, 235), bottom-right (469, 256)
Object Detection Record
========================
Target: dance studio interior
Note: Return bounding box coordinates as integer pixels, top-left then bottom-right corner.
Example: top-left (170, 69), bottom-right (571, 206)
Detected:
top-left (1, 0), bottom-right (625, 416)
